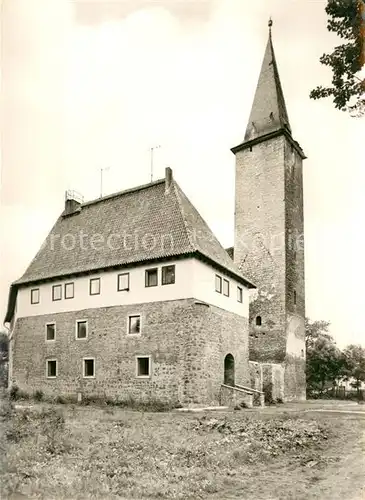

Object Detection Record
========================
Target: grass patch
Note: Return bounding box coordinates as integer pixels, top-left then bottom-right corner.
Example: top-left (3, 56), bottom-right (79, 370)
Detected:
top-left (0, 400), bottom-right (337, 500)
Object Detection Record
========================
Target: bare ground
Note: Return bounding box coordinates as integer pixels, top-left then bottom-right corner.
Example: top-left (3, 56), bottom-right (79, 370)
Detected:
top-left (1, 399), bottom-right (364, 500)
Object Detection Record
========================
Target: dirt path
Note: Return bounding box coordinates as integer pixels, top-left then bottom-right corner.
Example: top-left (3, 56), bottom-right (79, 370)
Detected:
top-left (208, 407), bottom-right (365, 500)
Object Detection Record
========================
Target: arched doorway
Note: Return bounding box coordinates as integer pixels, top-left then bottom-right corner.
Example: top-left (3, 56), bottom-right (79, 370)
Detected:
top-left (224, 354), bottom-right (235, 387)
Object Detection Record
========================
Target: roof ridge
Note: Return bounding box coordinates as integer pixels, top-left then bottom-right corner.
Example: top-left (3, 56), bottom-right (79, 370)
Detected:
top-left (82, 178), bottom-right (165, 207)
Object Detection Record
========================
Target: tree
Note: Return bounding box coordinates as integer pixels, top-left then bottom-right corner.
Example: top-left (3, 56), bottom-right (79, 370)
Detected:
top-left (342, 344), bottom-right (365, 393)
top-left (305, 318), bottom-right (345, 395)
top-left (0, 330), bottom-right (9, 388)
top-left (310, 0), bottom-right (365, 116)
top-left (0, 330), bottom-right (9, 357)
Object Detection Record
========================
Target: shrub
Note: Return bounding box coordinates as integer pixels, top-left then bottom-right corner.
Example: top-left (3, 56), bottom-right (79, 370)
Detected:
top-left (34, 389), bottom-right (44, 401)
top-left (55, 395), bottom-right (67, 404)
top-left (9, 384), bottom-right (19, 401)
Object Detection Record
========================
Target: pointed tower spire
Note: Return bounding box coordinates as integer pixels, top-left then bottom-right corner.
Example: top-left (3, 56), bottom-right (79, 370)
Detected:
top-left (244, 20), bottom-right (291, 142)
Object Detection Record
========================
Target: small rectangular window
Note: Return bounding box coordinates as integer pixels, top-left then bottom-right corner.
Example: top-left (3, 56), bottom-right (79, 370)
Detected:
top-left (128, 315), bottom-right (141, 334)
top-left (117, 273), bottom-right (130, 291)
top-left (145, 268), bottom-right (158, 287)
top-left (89, 278), bottom-right (101, 295)
top-left (31, 288), bottom-right (40, 304)
top-left (294, 290), bottom-right (297, 305)
top-left (136, 356), bottom-right (151, 378)
top-left (47, 360), bottom-right (57, 378)
top-left (215, 275), bottom-right (222, 293)
top-left (83, 358), bottom-right (95, 378)
top-left (76, 320), bottom-right (88, 339)
top-left (223, 279), bottom-right (230, 297)
top-left (162, 265), bottom-right (175, 285)
top-left (65, 282), bottom-right (74, 299)
top-left (237, 286), bottom-right (243, 303)
top-left (52, 284), bottom-right (62, 301)
top-left (46, 323), bottom-right (56, 341)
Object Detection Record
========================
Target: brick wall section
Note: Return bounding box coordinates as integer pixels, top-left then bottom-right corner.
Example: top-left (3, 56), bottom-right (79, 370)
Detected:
top-left (11, 298), bottom-right (249, 405)
top-left (234, 133), bottom-right (306, 400)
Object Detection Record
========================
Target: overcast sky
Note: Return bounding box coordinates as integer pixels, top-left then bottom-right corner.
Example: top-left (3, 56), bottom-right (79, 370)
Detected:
top-left (1, 0), bottom-right (364, 348)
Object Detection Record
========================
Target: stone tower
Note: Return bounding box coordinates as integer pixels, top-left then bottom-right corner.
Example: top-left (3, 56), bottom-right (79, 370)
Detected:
top-left (232, 24), bottom-right (306, 400)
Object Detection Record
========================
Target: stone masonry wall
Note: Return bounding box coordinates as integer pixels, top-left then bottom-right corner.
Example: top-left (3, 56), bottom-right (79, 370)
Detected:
top-left (11, 299), bottom-right (249, 405)
top-left (234, 134), bottom-right (306, 400)
top-left (234, 136), bottom-right (287, 363)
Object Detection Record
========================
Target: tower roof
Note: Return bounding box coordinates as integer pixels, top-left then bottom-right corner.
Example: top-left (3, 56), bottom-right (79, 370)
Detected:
top-left (244, 23), bottom-right (291, 142)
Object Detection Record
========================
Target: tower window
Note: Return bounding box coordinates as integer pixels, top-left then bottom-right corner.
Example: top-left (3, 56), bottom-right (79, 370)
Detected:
top-left (294, 291), bottom-right (297, 305)
top-left (256, 316), bottom-right (262, 326)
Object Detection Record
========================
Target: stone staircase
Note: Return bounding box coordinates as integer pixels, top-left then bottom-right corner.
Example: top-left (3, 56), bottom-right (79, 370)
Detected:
top-left (220, 383), bottom-right (265, 408)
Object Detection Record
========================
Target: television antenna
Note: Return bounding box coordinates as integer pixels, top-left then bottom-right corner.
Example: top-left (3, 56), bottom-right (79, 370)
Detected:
top-left (100, 166), bottom-right (111, 198)
top-left (150, 145), bottom-right (161, 182)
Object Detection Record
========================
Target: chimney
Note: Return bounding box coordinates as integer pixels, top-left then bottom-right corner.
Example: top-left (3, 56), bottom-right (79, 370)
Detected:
top-left (165, 167), bottom-right (173, 193)
top-left (64, 190), bottom-right (83, 216)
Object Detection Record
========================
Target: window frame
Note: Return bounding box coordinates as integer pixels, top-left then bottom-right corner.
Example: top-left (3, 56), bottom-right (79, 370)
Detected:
top-left (136, 355), bottom-right (151, 379)
top-left (46, 359), bottom-right (58, 378)
top-left (145, 268), bottom-right (158, 288)
top-left (215, 275), bottom-right (222, 294)
top-left (89, 277), bottom-right (101, 296)
top-left (117, 272), bottom-right (130, 292)
top-left (30, 288), bottom-right (40, 305)
top-left (223, 279), bottom-right (230, 297)
top-left (237, 286), bottom-right (243, 303)
top-left (45, 322), bottom-right (56, 342)
top-left (52, 284), bottom-right (62, 302)
top-left (161, 265), bottom-right (175, 286)
top-left (127, 314), bottom-right (142, 335)
top-left (64, 282), bottom-right (74, 300)
top-left (75, 319), bottom-right (88, 340)
top-left (83, 357), bottom-right (95, 379)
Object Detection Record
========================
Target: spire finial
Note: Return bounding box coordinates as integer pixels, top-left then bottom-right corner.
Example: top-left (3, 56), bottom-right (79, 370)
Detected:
top-left (268, 17), bottom-right (273, 30)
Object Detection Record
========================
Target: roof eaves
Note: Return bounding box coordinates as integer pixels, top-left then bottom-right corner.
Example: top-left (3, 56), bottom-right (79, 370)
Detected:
top-left (194, 250), bottom-right (256, 289)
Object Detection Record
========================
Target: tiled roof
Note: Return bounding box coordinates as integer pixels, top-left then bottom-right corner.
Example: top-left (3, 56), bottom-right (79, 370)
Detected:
top-left (243, 31), bottom-right (291, 142)
top-left (14, 175), bottom-right (255, 289)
